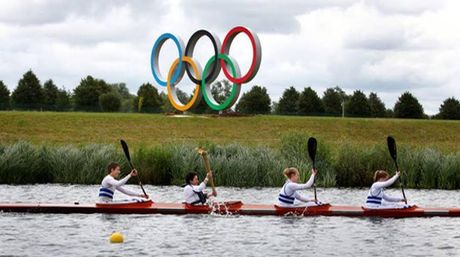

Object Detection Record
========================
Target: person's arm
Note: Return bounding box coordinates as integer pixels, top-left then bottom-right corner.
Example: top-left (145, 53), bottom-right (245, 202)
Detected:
top-left (294, 192), bottom-right (313, 202)
top-left (105, 175), bottom-right (131, 188)
top-left (373, 174), bottom-right (399, 189)
top-left (382, 192), bottom-right (404, 202)
top-left (286, 174), bottom-right (316, 191)
top-left (195, 178), bottom-right (208, 192)
top-left (116, 186), bottom-right (141, 197)
top-left (305, 173), bottom-right (316, 188)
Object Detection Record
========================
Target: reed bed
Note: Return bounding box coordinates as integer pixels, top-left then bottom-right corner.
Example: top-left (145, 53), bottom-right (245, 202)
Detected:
top-left (0, 137), bottom-right (459, 189)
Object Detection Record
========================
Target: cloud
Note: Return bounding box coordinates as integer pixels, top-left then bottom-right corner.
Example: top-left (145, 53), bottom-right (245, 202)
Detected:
top-left (0, 0), bottom-right (459, 115)
top-left (180, 0), bottom-right (356, 34)
top-left (0, 1), bottom-right (169, 26)
top-left (365, 0), bottom-right (447, 15)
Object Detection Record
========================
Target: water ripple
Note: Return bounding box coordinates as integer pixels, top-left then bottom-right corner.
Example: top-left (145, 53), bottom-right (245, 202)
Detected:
top-left (1, 185), bottom-right (460, 256)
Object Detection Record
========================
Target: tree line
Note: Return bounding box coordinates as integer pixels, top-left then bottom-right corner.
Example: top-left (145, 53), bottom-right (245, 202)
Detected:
top-left (273, 86), bottom-right (459, 119)
top-left (0, 70), bottom-right (459, 119)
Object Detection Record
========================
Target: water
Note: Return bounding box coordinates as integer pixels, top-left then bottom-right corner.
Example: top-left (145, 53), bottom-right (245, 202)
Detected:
top-left (0, 185), bottom-right (459, 256)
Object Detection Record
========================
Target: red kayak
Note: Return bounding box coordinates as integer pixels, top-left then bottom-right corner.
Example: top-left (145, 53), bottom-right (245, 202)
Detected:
top-left (1, 200), bottom-right (460, 218)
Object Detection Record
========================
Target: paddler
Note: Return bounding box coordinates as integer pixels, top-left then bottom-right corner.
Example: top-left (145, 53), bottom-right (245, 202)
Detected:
top-left (98, 162), bottom-right (147, 202)
top-left (365, 170), bottom-right (408, 208)
top-left (184, 171), bottom-right (217, 205)
top-left (278, 167), bottom-right (319, 207)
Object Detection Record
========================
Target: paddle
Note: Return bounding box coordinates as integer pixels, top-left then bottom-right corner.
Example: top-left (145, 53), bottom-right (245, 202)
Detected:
top-left (307, 137), bottom-right (318, 203)
top-left (120, 139), bottom-right (148, 199)
top-left (387, 136), bottom-right (407, 204)
top-left (197, 147), bottom-right (217, 197)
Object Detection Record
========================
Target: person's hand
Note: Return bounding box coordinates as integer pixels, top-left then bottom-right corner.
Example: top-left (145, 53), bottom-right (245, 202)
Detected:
top-left (206, 171), bottom-right (213, 179)
top-left (130, 169), bottom-right (138, 176)
top-left (395, 171), bottom-right (401, 177)
top-left (311, 168), bottom-right (318, 176)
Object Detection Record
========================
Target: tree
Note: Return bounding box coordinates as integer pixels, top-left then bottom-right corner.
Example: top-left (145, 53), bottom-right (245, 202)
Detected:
top-left (120, 97), bottom-right (135, 112)
top-left (176, 88), bottom-right (190, 103)
top-left (394, 92), bottom-right (424, 119)
top-left (191, 80), bottom-right (232, 114)
top-left (276, 86), bottom-right (299, 115)
top-left (110, 83), bottom-right (135, 112)
top-left (134, 83), bottom-right (162, 113)
top-left (12, 70), bottom-right (44, 109)
top-left (0, 81), bottom-right (10, 110)
top-left (385, 109), bottom-right (394, 118)
top-left (297, 87), bottom-right (324, 115)
top-left (368, 92), bottom-right (386, 118)
top-left (191, 95), bottom-right (213, 114)
top-left (346, 90), bottom-right (371, 117)
top-left (211, 80), bottom-right (232, 104)
top-left (43, 79), bottom-right (59, 108)
top-left (322, 87), bottom-right (345, 115)
top-left (271, 102), bottom-right (278, 114)
top-left (160, 92), bottom-right (173, 113)
top-left (235, 85), bottom-right (271, 114)
top-left (110, 83), bottom-right (132, 99)
top-left (56, 88), bottom-right (71, 111)
top-left (438, 97), bottom-right (460, 120)
top-left (73, 76), bottom-right (111, 111)
top-left (160, 88), bottom-right (190, 113)
top-left (99, 92), bottom-right (121, 112)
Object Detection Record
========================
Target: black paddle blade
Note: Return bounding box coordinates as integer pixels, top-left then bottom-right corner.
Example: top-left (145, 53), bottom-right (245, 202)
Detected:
top-left (120, 139), bottom-right (133, 169)
top-left (308, 137), bottom-right (318, 201)
top-left (307, 137), bottom-right (317, 164)
top-left (387, 136), bottom-right (397, 161)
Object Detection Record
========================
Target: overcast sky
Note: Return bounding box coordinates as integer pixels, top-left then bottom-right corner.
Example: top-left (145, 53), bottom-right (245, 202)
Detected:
top-left (1, 0), bottom-right (459, 114)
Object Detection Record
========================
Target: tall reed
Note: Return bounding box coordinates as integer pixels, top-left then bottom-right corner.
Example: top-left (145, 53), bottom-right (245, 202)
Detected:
top-left (0, 141), bottom-right (458, 189)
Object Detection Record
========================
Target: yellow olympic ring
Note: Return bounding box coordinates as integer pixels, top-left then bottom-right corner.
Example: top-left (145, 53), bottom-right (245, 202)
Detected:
top-left (167, 56), bottom-right (202, 111)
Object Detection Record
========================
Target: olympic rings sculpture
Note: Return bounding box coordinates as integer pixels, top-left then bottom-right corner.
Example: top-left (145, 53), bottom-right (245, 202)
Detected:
top-left (150, 26), bottom-right (262, 111)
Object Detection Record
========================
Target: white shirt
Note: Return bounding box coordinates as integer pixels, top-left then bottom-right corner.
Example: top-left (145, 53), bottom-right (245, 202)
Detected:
top-left (99, 174), bottom-right (139, 201)
top-left (278, 174), bottom-right (315, 207)
top-left (184, 178), bottom-right (209, 204)
top-left (365, 174), bottom-right (404, 207)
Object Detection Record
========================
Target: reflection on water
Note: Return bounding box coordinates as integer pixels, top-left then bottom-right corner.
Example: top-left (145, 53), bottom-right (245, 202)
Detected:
top-left (0, 185), bottom-right (459, 256)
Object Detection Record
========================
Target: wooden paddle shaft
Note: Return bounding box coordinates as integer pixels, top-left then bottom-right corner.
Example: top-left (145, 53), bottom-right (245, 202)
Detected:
top-left (201, 153), bottom-right (216, 193)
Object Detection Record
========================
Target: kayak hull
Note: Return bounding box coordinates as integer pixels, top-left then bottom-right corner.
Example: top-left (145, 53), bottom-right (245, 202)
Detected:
top-left (1, 202), bottom-right (460, 218)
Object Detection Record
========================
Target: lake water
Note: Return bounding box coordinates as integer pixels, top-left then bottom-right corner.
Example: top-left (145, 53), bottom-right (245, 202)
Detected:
top-left (0, 185), bottom-right (459, 256)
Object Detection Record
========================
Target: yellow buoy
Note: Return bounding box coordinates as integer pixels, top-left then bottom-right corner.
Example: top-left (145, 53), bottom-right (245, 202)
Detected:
top-left (109, 232), bottom-right (124, 243)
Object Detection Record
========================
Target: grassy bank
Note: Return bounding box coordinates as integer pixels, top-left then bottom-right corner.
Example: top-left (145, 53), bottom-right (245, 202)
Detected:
top-left (0, 111), bottom-right (459, 152)
top-left (1, 138), bottom-right (459, 189)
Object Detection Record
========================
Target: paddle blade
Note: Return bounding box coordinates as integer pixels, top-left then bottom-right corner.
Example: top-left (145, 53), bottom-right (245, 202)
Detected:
top-left (307, 137), bottom-right (317, 164)
top-left (120, 139), bottom-right (133, 169)
top-left (387, 136), bottom-right (397, 161)
top-left (120, 140), bottom-right (131, 161)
